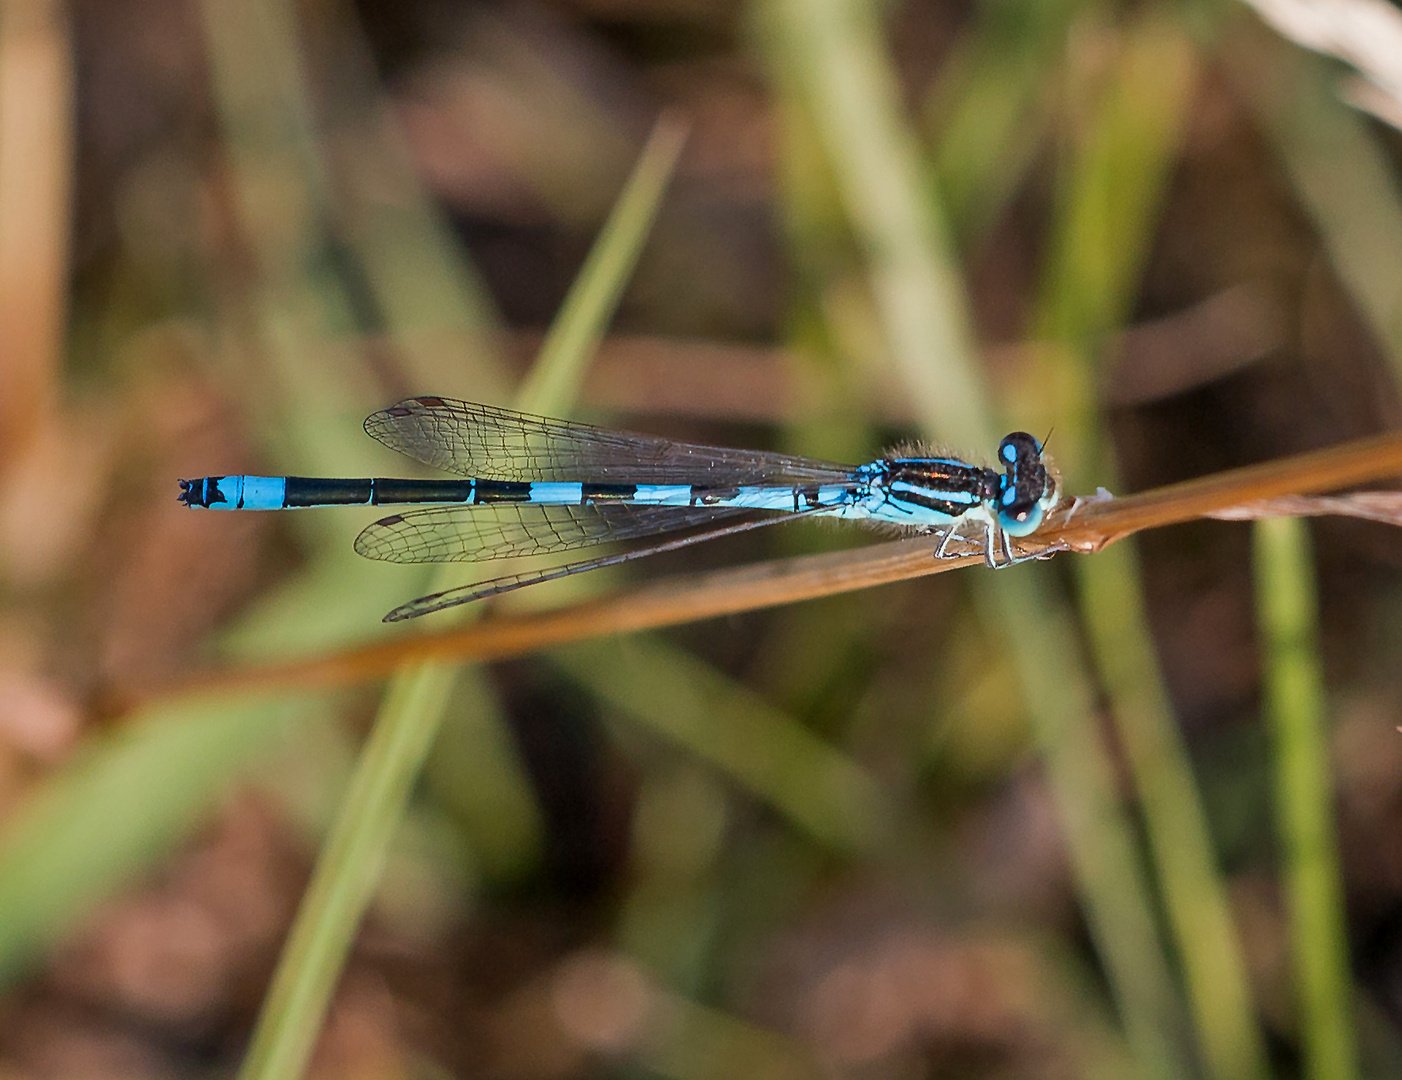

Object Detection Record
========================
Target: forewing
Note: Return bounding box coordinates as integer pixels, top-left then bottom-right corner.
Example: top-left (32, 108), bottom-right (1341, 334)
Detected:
top-left (364, 397), bottom-right (855, 485)
top-left (354, 502), bottom-right (754, 564)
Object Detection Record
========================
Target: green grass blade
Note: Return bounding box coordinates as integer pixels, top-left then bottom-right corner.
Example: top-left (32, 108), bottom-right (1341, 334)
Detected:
top-left (0, 694), bottom-right (305, 988)
top-left (758, 0), bottom-right (1190, 1075)
top-left (201, 0), bottom-right (441, 648)
top-left (1253, 516), bottom-right (1358, 1080)
top-left (1035, 18), bottom-right (1192, 349)
top-left (1032, 16), bottom-right (1271, 1080)
top-left (236, 668), bottom-right (463, 1080)
top-left (1081, 543), bottom-right (1271, 1080)
top-left (553, 638), bottom-right (891, 853)
top-left (984, 571), bottom-right (1184, 1079)
top-left (236, 115), bottom-right (687, 1080)
top-left (757, 0), bottom-right (995, 451)
top-left (0, 0), bottom-right (489, 1000)
top-left (1231, 22), bottom-right (1402, 1076)
top-left (926, 0), bottom-right (1085, 247)
top-left (516, 113), bottom-right (689, 416)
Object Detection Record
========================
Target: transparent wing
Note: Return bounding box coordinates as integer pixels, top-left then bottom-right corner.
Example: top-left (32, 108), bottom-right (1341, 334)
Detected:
top-left (364, 397), bottom-right (858, 485)
top-left (354, 502), bottom-right (755, 564)
top-left (381, 508), bottom-right (822, 621)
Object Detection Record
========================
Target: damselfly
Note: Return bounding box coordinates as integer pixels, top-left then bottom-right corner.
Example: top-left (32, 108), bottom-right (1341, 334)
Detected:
top-left (179, 397), bottom-right (1060, 622)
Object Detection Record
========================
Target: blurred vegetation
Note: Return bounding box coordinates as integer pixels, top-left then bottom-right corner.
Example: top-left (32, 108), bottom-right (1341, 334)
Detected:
top-left (1, 0), bottom-right (1402, 1078)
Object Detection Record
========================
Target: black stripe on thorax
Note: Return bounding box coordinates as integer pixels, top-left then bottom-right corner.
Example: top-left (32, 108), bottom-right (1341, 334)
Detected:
top-left (881, 461), bottom-right (997, 519)
top-left (889, 458), bottom-right (995, 484)
top-left (885, 462), bottom-right (996, 498)
top-left (888, 490), bottom-right (979, 519)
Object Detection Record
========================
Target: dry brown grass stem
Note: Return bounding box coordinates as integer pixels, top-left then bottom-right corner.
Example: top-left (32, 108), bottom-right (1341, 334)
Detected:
top-left (144, 428), bottom-right (1402, 710)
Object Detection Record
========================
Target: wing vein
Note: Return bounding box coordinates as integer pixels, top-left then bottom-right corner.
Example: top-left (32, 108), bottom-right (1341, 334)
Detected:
top-left (364, 397), bottom-right (857, 486)
top-left (355, 502), bottom-right (759, 563)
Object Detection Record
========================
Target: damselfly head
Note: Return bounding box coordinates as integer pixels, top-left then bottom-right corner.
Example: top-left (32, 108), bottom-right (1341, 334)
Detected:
top-left (995, 432), bottom-right (1055, 537)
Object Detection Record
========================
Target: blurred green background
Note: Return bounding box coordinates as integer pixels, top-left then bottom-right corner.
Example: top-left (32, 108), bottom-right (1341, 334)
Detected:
top-left (1, 0), bottom-right (1401, 1077)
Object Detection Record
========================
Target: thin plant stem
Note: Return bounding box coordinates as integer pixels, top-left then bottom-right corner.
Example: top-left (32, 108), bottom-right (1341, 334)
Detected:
top-left (1033, 14), bottom-right (1270, 1078)
top-left (148, 408), bottom-right (1402, 712)
top-left (235, 116), bottom-right (686, 1080)
top-left (1253, 517), bottom-right (1358, 1080)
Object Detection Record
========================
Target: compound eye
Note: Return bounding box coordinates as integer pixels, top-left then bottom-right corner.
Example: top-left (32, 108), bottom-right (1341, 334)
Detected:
top-left (998, 488), bottom-right (1046, 536)
top-left (998, 431), bottom-right (1041, 467)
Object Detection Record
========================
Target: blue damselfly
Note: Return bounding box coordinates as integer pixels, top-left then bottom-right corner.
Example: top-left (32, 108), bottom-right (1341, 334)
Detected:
top-left (180, 397), bottom-right (1059, 621)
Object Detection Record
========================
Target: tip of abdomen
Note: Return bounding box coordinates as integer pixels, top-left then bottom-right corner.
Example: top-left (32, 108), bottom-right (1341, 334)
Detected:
top-left (178, 477), bottom-right (222, 507)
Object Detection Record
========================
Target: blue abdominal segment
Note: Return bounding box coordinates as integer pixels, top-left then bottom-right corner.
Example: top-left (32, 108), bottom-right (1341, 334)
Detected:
top-left (177, 475), bottom-right (288, 510)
